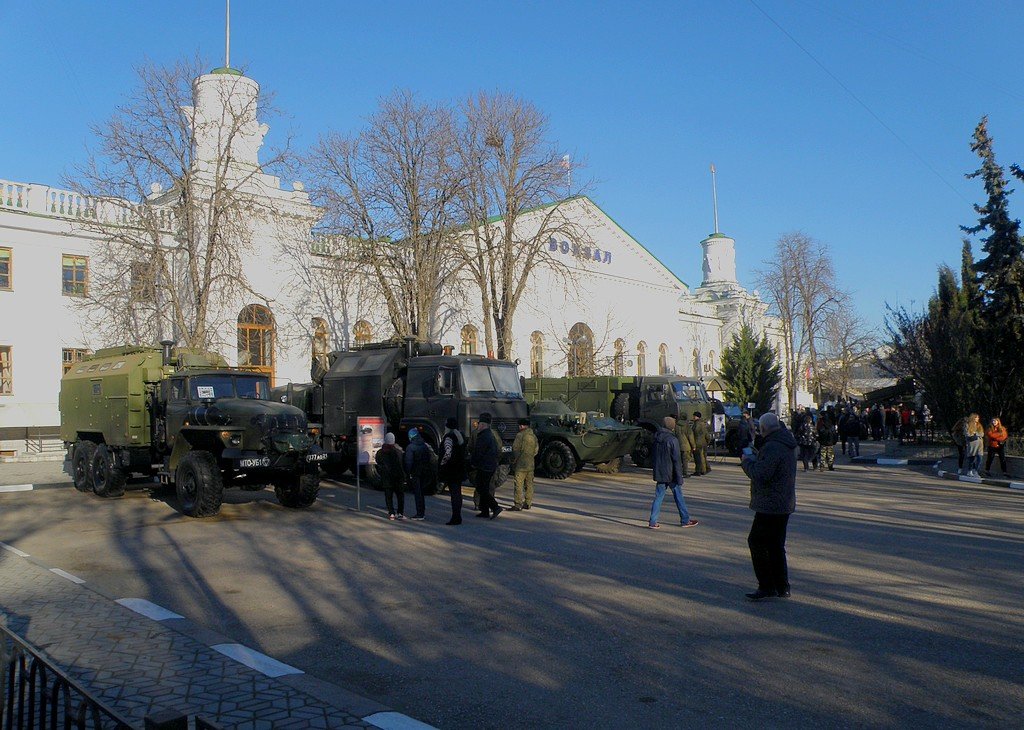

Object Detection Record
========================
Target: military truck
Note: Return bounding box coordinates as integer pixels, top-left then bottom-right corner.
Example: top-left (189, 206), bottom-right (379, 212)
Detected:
top-left (529, 400), bottom-right (641, 479)
top-left (276, 339), bottom-right (528, 487)
top-left (524, 375), bottom-right (714, 468)
top-left (60, 342), bottom-right (324, 517)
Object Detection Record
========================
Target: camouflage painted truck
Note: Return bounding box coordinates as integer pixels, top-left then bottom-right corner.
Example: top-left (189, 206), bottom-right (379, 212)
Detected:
top-left (524, 375), bottom-right (714, 468)
top-left (60, 342), bottom-right (324, 517)
top-left (275, 339), bottom-right (529, 489)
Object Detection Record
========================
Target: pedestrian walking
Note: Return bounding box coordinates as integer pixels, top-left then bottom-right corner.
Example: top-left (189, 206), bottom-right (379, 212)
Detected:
top-left (675, 416), bottom-right (697, 477)
top-left (795, 410), bottom-right (818, 471)
top-left (438, 417), bottom-right (466, 525)
top-left (510, 418), bottom-right (539, 511)
top-left (816, 409), bottom-right (838, 471)
top-left (647, 416), bottom-right (698, 529)
top-left (691, 412), bottom-right (711, 475)
top-left (471, 413), bottom-right (503, 519)
top-left (740, 412), bottom-right (797, 601)
top-left (984, 417), bottom-right (1009, 477)
top-left (843, 408), bottom-right (862, 457)
top-left (375, 433), bottom-right (406, 520)
top-left (838, 409), bottom-right (850, 455)
top-left (404, 428), bottom-right (435, 520)
top-left (963, 413), bottom-right (984, 477)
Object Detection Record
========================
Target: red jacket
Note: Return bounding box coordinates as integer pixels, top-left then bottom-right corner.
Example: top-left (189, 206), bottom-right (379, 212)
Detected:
top-left (986, 424), bottom-right (1008, 449)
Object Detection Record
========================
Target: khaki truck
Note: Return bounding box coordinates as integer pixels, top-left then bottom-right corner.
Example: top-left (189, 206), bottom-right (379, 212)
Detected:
top-left (60, 342), bottom-right (324, 517)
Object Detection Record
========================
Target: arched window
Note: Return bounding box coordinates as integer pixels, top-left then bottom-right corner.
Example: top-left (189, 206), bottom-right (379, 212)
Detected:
top-left (692, 348), bottom-right (701, 377)
top-left (613, 339), bottom-right (625, 377)
top-left (460, 324), bottom-right (479, 355)
top-left (707, 350), bottom-right (716, 376)
top-left (238, 304), bottom-right (275, 384)
top-left (637, 341), bottom-right (647, 377)
top-left (353, 319), bottom-right (372, 347)
top-left (312, 317), bottom-right (329, 368)
top-left (530, 331), bottom-right (545, 378)
top-left (567, 322), bottom-right (594, 376)
top-left (659, 343), bottom-right (669, 374)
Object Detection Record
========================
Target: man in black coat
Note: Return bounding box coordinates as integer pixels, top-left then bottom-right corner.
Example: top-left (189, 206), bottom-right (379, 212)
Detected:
top-left (740, 412), bottom-right (797, 601)
top-left (438, 417), bottom-right (466, 525)
top-left (374, 433), bottom-right (406, 520)
top-left (471, 413), bottom-right (503, 519)
top-left (647, 417), bottom-right (699, 529)
top-left (404, 428), bottom-right (435, 520)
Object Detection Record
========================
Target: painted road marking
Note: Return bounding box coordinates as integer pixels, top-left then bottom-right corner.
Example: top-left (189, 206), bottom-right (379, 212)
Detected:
top-left (0, 484), bottom-right (33, 492)
top-left (210, 643), bottom-right (303, 678)
top-left (876, 458), bottom-right (908, 466)
top-left (50, 568), bottom-right (85, 584)
top-left (364, 711), bottom-right (438, 730)
top-left (116, 598), bottom-right (184, 621)
top-left (0, 541), bottom-right (29, 557)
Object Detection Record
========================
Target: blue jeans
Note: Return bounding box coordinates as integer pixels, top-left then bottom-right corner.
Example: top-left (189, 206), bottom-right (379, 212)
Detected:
top-left (649, 482), bottom-right (690, 526)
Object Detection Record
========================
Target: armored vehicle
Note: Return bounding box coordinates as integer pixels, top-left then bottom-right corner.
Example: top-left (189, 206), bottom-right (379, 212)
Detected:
top-left (60, 342), bottom-right (323, 517)
top-left (529, 400), bottom-right (641, 479)
top-left (524, 375), bottom-right (713, 468)
top-left (277, 339), bottom-right (528, 487)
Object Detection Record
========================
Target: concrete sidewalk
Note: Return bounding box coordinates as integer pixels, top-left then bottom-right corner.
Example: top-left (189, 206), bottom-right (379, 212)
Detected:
top-left (0, 545), bottom-right (430, 729)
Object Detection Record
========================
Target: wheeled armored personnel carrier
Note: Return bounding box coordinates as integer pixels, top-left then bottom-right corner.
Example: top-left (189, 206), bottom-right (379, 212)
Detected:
top-left (524, 375), bottom-right (713, 468)
top-left (275, 339), bottom-right (528, 487)
top-left (60, 342), bottom-right (323, 517)
top-left (529, 400), bottom-right (641, 479)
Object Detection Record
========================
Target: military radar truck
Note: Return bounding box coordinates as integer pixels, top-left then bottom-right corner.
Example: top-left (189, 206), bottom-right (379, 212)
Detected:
top-left (524, 375), bottom-right (713, 468)
top-left (60, 343), bottom-right (324, 517)
top-left (276, 339), bottom-right (528, 487)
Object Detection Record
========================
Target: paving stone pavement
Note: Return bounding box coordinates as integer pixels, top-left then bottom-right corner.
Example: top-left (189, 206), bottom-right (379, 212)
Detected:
top-left (0, 549), bottom-right (374, 729)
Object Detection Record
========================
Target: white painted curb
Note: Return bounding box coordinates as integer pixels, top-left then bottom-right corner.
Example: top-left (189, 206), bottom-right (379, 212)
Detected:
top-left (364, 711), bottom-right (438, 730)
top-left (116, 598), bottom-right (184, 622)
top-left (211, 643), bottom-right (303, 678)
top-left (50, 568), bottom-right (85, 584)
top-left (0, 484), bottom-right (33, 492)
top-left (0, 541), bottom-right (29, 557)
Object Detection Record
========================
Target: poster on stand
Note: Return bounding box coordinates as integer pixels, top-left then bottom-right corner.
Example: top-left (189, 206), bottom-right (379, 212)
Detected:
top-left (356, 416), bottom-right (386, 465)
top-left (713, 413), bottom-right (726, 436)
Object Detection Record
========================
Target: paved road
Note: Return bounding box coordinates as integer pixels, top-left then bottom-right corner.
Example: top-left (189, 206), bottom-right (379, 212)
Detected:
top-left (0, 458), bottom-right (1021, 728)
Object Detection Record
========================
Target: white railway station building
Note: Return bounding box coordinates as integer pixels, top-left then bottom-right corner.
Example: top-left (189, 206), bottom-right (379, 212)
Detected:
top-left (0, 65), bottom-right (798, 459)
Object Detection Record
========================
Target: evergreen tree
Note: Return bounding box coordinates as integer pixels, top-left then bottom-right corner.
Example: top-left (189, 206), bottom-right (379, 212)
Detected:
top-left (719, 325), bottom-right (782, 414)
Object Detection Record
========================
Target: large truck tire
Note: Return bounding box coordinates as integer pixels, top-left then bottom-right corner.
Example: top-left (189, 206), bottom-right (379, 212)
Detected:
top-left (612, 392), bottom-right (631, 422)
top-left (91, 444), bottom-right (127, 498)
top-left (631, 437), bottom-right (653, 469)
top-left (72, 441), bottom-right (97, 492)
top-left (175, 451), bottom-right (224, 518)
top-left (595, 458), bottom-right (622, 474)
top-left (538, 441), bottom-right (576, 480)
top-left (275, 472), bottom-right (320, 508)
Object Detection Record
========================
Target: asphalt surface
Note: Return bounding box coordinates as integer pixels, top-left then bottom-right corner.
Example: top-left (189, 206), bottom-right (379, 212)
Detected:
top-left (0, 458), bottom-right (1021, 728)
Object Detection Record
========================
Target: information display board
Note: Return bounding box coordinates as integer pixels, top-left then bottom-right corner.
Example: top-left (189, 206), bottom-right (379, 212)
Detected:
top-left (356, 416), bottom-right (386, 466)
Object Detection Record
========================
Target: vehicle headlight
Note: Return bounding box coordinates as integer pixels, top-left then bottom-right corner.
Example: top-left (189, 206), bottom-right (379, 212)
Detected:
top-left (220, 431), bottom-right (242, 447)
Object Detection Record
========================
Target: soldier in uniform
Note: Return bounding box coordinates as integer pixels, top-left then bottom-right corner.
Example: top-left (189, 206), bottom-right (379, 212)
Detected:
top-left (675, 415), bottom-right (697, 477)
top-left (691, 411), bottom-right (711, 476)
top-left (510, 418), bottom-right (540, 511)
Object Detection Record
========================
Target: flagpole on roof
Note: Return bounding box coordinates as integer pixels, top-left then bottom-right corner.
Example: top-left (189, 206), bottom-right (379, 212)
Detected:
top-left (225, 0), bottom-right (231, 68)
top-left (710, 163), bottom-right (719, 234)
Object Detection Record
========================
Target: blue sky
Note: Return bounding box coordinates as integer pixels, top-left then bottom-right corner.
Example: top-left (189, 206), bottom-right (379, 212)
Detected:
top-left (4, 1), bottom-right (1024, 330)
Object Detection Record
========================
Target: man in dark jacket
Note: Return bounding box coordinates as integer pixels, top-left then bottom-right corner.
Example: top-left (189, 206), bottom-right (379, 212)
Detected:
top-left (471, 413), bottom-right (503, 519)
top-left (404, 428), bottom-right (435, 520)
top-left (438, 417), bottom-right (466, 525)
top-left (375, 433), bottom-right (406, 520)
top-left (740, 412), bottom-right (797, 600)
top-left (647, 417), bottom-right (699, 529)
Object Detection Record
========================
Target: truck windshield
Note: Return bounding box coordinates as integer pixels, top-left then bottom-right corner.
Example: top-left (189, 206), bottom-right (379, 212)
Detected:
top-left (671, 381), bottom-right (708, 402)
top-left (460, 363), bottom-right (524, 399)
top-left (190, 375), bottom-right (271, 400)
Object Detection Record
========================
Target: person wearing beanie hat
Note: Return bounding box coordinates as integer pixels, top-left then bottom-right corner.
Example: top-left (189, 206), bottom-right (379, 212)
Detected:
top-left (471, 413), bottom-right (503, 519)
top-left (647, 416), bottom-right (698, 529)
top-left (375, 432), bottom-right (406, 520)
top-left (404, 427), bottom-right (435, 520)
top-left (439, 417), bottom-right (467, 524)
top-left (510, 417), bottom-right (539, 511)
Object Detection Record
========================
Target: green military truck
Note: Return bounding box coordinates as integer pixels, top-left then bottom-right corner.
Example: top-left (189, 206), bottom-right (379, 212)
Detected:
top-left (276, 339), bottom-right (529, 488)
top-left (524, 375), bottom-right (714, 468)
top-left (60, 342), bottom-right (324, 517)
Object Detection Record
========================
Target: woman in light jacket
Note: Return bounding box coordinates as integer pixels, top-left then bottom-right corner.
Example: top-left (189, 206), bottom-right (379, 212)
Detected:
top-left (962, 413), bottom-right (984, 477)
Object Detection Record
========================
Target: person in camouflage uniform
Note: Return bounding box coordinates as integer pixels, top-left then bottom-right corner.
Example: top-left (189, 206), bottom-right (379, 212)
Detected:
top-left (691, 411), bottom-right (711, 476)
top-left (510, 418), bottom-right (540, 510)
top-left (675, 415), bottom-right (697, 477)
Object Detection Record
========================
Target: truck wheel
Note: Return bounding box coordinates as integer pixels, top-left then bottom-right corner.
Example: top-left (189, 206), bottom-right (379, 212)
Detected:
top-left (595, 458), bottom-right (621, 474)
top-left (612, 393), bottom-right (630, 421)
top-left (538, 441), bottom-right (575, 479)
top-left (72, 441), bottom-right (97, 492)
top-left (175, 451), bottom-right (224, 518)
top-left (91, 445), bottom-right (127, 498)
top-left (275, 472), bottom-right (320, 508)
top-left (631, 439), bottom-right (652, 469)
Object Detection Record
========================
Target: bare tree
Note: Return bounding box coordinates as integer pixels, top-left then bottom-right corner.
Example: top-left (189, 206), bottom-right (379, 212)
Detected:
top-left (454, 92), bottom-right (588, 359)
top-left (307, 91), bottom-right (463, 342)
top-left (755, 232), bottom-right (841, 410)
top-left (67, 57), bottom-right (296, 351)
top-left (816, 304), bottom-right (879, 399)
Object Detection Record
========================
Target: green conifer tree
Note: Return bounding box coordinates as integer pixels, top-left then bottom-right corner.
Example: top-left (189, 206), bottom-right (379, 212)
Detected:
top-left (719, 325), bottom-right (782, 414)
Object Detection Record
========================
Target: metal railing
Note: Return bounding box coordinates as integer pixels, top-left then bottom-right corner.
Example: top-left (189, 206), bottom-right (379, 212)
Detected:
top-left (1, 623), bottom-right (131, 729)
